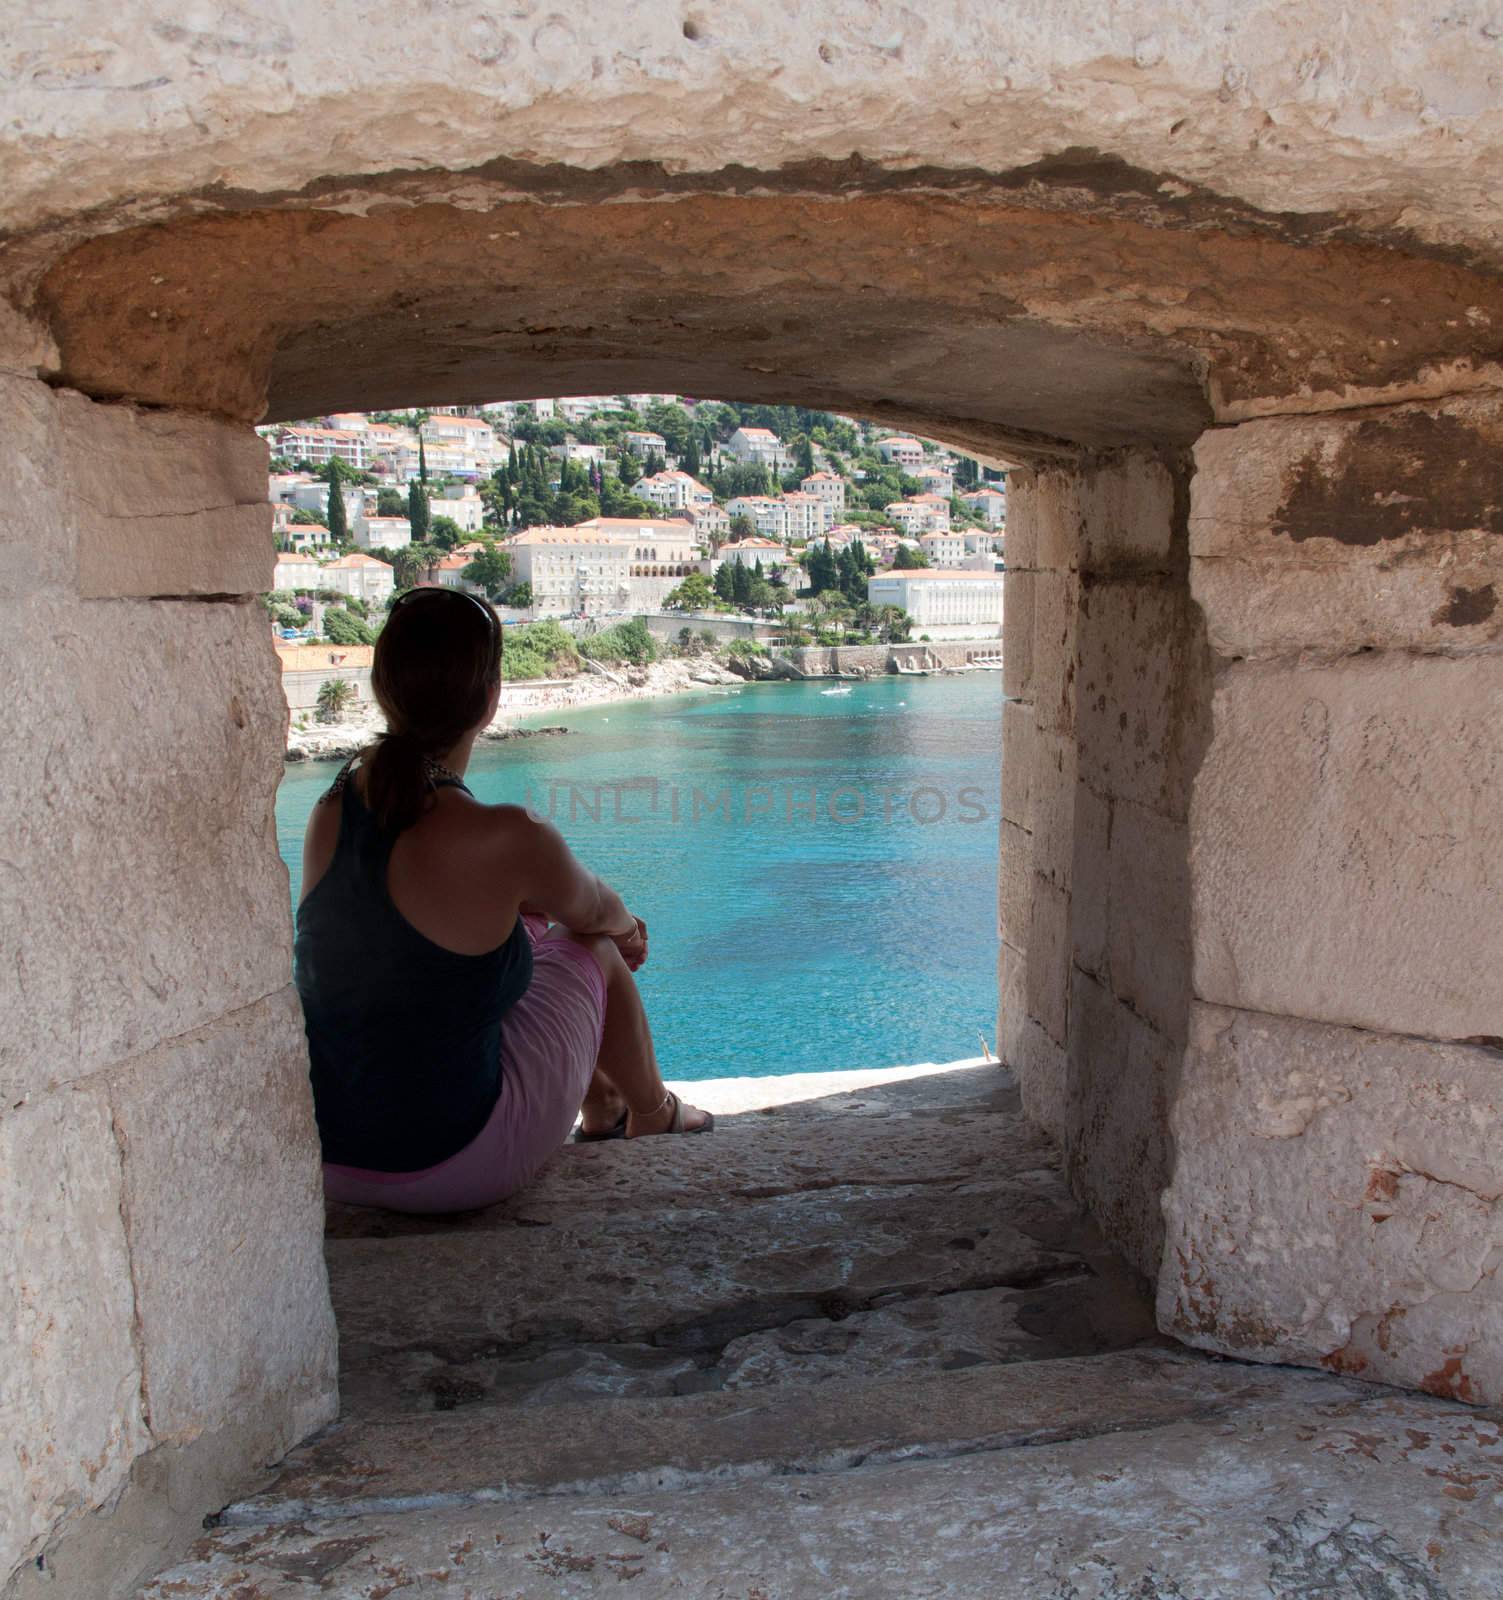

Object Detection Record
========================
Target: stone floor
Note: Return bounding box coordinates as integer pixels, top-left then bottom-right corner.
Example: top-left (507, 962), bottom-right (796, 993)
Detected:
top-left (141, 1062), bottom-right (1503, 1598)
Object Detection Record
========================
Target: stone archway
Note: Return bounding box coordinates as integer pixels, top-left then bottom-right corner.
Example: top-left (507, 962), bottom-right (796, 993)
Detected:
top-left (4, 13), bottom-right (1502, 1593)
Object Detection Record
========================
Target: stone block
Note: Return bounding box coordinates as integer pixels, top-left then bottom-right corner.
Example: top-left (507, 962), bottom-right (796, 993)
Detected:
top-left (1077, 452), bottom-right (1177, 572)
top-left (1064, 969), bottom-right (1176, 1279)
top-left (0, 374), bottom-right (72, 599)
top-left (1030, 727), bottom-right (1077, 892)
top-left (1032, 466), bottom-right (1082, 571)
top-left (108, 989), bottom-right (337, 1446)
top-left (1191, 653), bottom-right (1503, 1040)
top-left (1008, 1010), bottom-right (1068, 1144)
top-left (1001, 568), bottom-right (1034, 698)
top-left (1160, 1003), bottom-right (1503, 1402)
top-left (999, 470), bottom-right (1038, 570)
top-left (0, 597), bottom-right (294, 1103)
top-left (1076, 574), bottom-right (1200, 819)
top-left (997, 818), bottom-right (1032, 950)
top-left (1192, 395), bottom-right (1503, 657)
top-left (997, 939), bottom-right (1027, 1062)
top-left (1030, 568), bottom-right (1078, 735)
top-left (58, 392), bottom-right (272, 599)
top-left (0, 1088), bottom-right (146, 1579)
top-left (1105, 797), bottom-right (1190, 1040)
top-left (1068, 781), bottom-right (1111, 982)
top-left (999, 698), bottom-right (1034, 829)
top-left (1025, 874), bottom-right (1070, 1047)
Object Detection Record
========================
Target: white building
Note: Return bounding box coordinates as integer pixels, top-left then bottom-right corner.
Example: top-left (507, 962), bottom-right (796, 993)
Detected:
top-left (268, 426), bottom-right (372, 470)
top-left (556, 396), bottom-right (624, 424)
top-left (962, 486), bottom-right (1008, 528)
top-left (919, 529), bottom-right (968, 568)
top-left (688, 503), bottom-right (730, 542)
top-left (354, 514), bottom-right (412, 551)
top-left (501, 526), bottom-right (631, 616)
top-left (433, 483), bottom-right (487, 533)
top-left (273, 551), bottom-right (325, 590)
top-left (283, 480), bottom-right (363, 530)
top-left (624, 431), bottom-right (667, 456)
top-left (866, 569), bottom-right (1003, 633)
top-left (876, 435), bottom-right (925, 469)
top-left (800, 471), bottom-right (846, 514)
top-left (320, 553), bottom-right (396, 604)
top-left (551, 440), bottom-right (606, 466)
top-left (431, 553), bottom-right (485, 596)
top-left (725, 492), bottom-right (832, 543)
top-left (420, 414), bottom-right (501, 475)
top-left (914, 465), bottom-right (954, 499)
top-left (283, 521), bottom-right (334, 553)
top-left (715, 536), bottom-right (796, 575)
top-left (725, 426), bottom-right (790, 471)
top-left (886, 495), bottom-right (951, 535)
top-left (631, 469), bottom-right (714, 513)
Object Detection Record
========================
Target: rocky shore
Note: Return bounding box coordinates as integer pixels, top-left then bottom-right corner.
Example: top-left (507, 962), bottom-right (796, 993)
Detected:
top-left (285, 656), bottom-right (745, 762)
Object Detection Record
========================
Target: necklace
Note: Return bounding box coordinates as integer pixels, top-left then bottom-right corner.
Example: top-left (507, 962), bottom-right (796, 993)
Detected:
top-left (423, 757), bottom-right (471, 793)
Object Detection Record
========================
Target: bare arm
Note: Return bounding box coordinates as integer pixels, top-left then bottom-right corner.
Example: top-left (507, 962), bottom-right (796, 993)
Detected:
top-left (510, 813), bottom-right (635, 937)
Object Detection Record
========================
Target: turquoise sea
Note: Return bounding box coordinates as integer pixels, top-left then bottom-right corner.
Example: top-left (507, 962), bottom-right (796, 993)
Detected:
top-left (276, 674), bottom-right (1002, 1080)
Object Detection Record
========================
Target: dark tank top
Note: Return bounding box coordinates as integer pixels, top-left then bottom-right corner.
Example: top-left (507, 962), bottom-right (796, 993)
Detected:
top-left (294, 760), bottom-right (533, 1172)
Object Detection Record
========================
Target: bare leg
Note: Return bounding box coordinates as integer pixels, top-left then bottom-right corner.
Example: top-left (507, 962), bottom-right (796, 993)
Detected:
top-left (549, 930), bottom-right (710, 1135)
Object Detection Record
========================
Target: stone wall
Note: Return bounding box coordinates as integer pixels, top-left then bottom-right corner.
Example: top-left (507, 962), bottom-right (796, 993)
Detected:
top-left (0, 371), bottom-right (338, 1597)
top-left (997, 452), bottom-right (1202, 1279)
top-left (1159, 395), bottom-right (1503, 1402)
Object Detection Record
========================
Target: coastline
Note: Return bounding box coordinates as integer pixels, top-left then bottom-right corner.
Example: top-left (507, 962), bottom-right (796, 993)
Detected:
top-left (284, 656), bottom-right (747, 763)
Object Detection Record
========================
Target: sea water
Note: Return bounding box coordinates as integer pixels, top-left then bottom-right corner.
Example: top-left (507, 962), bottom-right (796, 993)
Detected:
top-left (276, 673), bottom-right (1002, 1080)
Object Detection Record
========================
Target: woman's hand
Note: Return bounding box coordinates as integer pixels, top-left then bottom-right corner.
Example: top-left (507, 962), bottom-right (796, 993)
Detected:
top-left (612, 915), bottom-right (648, 972)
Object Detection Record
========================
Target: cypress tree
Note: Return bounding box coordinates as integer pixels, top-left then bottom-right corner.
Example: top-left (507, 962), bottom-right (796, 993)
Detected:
top-left (714, 561), bottom-right (736, 603)
top-left (732, 558), bottom-right (752, 605)
top-left (407, 478), bottom-right (430, 543)
top-left (325, 477), bottom-right (349, 545)
top-left (418, 436), bottom-right (429, 484)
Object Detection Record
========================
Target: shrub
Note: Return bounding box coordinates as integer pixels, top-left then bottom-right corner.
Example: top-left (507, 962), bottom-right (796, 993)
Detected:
top-left (324, 607), bottom-right (375, 645)
top-left (577, 617), bottom-right (657, 667)
top-left (725, 638), bottom-right (768, 660)
top-left (502, 619), bottom-right (581, 681)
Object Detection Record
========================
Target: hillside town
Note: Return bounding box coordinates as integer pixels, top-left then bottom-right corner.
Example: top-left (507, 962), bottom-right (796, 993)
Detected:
top-left (261, 398), bottom-right (1007, 677)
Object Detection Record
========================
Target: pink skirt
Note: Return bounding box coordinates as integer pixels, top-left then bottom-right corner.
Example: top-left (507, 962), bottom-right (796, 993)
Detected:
top-left (322, 916), bottom-right (607, 1213)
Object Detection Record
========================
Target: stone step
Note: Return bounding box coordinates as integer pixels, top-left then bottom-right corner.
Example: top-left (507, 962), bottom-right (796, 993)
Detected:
top-left (150, 1365), bottom-right (1503, 1599)
top-left (219, 1349), bottom-right (1361, 1524)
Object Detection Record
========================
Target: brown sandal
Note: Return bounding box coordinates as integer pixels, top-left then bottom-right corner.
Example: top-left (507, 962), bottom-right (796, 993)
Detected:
top-left (628, 1091), bottom-right (714, 1138)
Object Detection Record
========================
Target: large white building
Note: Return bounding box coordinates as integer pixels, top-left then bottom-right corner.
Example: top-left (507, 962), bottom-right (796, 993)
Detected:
top-left (725, 426), bottom-right (790, 471)
top-left (433, 483), bottom-right (487, 533)
top-left (726, 491), bottom-right (833, 543)
top-left (866, 569), bottom-right (1003, 633)
top-left (501, 526), bottom-right (631, 615)
top-left (876, 435), bottom-right (925, 469)
top-left (800, 471), bottom-right (846, 514)
top-left (268, 425), bottom-right (373, 470)
top-left (715, 536), bottom-right (797, 575)
top-left (354, 514), bottom-right (412, 551)
top-left (919, 529), bottom-right (968, 568)
top-left (886, 495), bottom-right (951, 535)
top-left (273, 551), bottom-right (325, 591)
top-left (632, 470), bottom-right (715, 513)
top-left (914, 465), bottom-right (954, 499)
top-left (962, 485), bottom-right (1007, 528)
top-left (320, 553), bottom-right (396, 604)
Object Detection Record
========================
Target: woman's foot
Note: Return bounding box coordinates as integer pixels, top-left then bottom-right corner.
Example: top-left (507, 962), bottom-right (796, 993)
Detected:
top-left (627, 1090), bottom-right (713, 1138)
top-left (577, 1084), bottom-right (628, 1140)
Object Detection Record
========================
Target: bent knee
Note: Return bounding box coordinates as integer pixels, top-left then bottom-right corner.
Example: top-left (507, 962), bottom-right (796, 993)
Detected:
top-left (556, 929), bottom-right (626, 983)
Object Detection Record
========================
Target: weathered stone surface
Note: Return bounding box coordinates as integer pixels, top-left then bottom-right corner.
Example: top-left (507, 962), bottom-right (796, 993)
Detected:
top-left (1102, 795), bottom-right (1190, 1040)
top-left (228, 1349), bottom-right (1323, 1520)
top-left (1192, 396), bottom-right (1503, 657)
top-left (1001, 568), bottom-right (1034, 698)
top-left (0, 597), bottom-right (292, 1102)
top-left (1030, 568), bottom-right (1079, 734)
top-left (1076, 575), bottom-right (1202, 820)
top-left (1001, 470), bottom-right (1040, 570)
top-left (1161, 1003), bottom-right (1503, 1403)
top-left (999, 697), bottom-right (1034, 829)
top-left (997, 817), bottom-right (1031, 950)
top-left (0, 374), bottom-right (72, 600)
top-left (1064, 969), bottom-right (1178, 1281)
top-left (0, 1088), bottom-right (145, 1580)
top-left (1029, 727), bottom-right (1078, 892)
top-left (146, 1381), bottom-right (1503, 1599)
top-left (1078, 452), bottom-right (1177, 570)
top-left (1191, 652), bottom-right (1503, 1040)
top-left (1024, 875), bottom-right (1070, 1048)
top-left (108, 989), bottom-right (337, 1445)
top-left (59, 393), bottom-right (271, 599)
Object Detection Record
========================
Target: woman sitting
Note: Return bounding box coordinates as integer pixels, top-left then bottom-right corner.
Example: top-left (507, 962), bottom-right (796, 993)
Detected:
top-left (294, 586), bottom-right (711, 1215)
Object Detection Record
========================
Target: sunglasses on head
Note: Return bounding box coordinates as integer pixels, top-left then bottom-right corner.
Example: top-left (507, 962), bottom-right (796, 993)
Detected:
top-left (389, 586), bottom-right (499, 634)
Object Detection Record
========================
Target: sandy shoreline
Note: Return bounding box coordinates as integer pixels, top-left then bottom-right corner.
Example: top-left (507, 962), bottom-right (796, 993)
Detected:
top-left (284, 656), bottom-right (747, 763)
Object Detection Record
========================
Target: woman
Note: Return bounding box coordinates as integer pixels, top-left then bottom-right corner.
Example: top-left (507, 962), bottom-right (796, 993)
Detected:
top-left (294, 586), bottom-right (711, 1216)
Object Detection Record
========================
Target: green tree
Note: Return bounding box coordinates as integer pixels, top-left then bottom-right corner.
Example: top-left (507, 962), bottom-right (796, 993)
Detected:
top-left (429, 514), bottom-right (463, 551)
top-left (323, 607), bottom-right (374, 645)
top-left (407, 480), bottom-right (431, 543)
top-left (376, 486), bottom-right (406, 516)
top-left (713, 561), bottom-right (736, 603)
top-left (461, 539), bottom-right (514, 599)
top-left (418, 436), bottom-right (429, 484)
top-left (805, 539), bottom-right (840, 594)
top-left (289, 507), bottom-right (323, 526)
top-left (728, 513), bottom-right (755, 539)
top-left (504, 580), bottom-right (533, 608)
top-left (681, 434), bottom-right (701, 476)
top-left (892, 544), bottom-right (930, 569)
top-left (578, 617), bottom-right (657, 666)
top-left (795, 434), bottom-right (815, 477)
top-left (731, 558), bottom-right (753, 606)
top-left (325, 480), bottom-right (349, 544)
top-left (316, 678), bottom-right (356, 722)
top-left (665, 571), bottom-right (714, 610)
top-left (390, 546), bottom-right (428, 589)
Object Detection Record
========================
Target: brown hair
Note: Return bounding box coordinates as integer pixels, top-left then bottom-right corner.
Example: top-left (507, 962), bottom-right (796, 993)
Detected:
top-left (363, 588), bottom-right (502, 834)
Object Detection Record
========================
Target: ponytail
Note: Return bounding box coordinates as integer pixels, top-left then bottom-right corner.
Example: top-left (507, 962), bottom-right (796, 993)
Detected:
top-left (362, 729), bottom-right (434, 837)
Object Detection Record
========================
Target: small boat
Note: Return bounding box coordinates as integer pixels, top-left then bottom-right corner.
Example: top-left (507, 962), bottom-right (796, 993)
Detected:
top-left (821, 685), bottom-right (854, 697)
